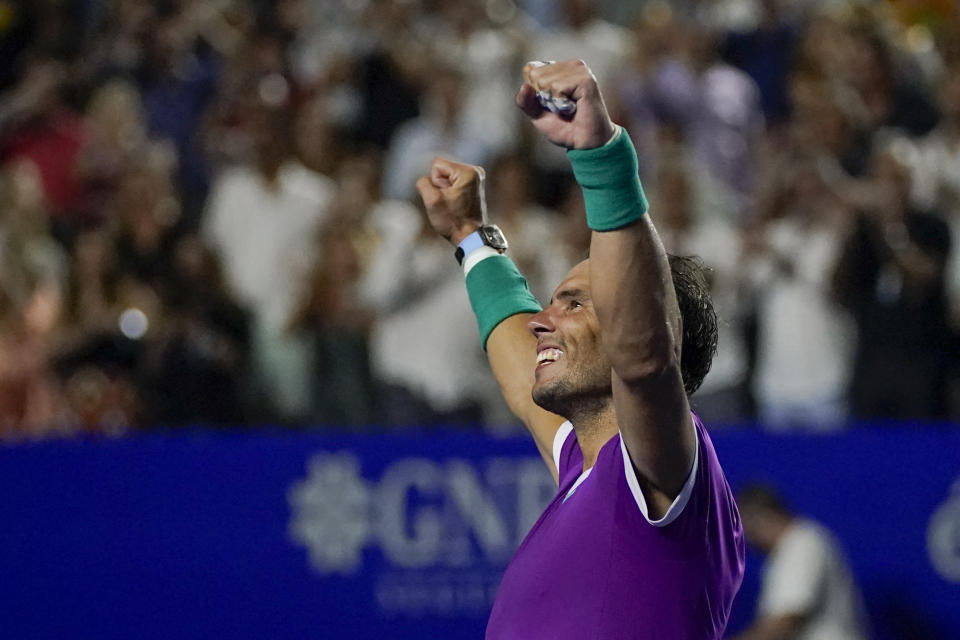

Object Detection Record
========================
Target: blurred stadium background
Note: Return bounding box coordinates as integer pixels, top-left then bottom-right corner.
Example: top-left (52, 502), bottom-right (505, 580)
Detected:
top-left (0, 0), bottom-right (958, 637)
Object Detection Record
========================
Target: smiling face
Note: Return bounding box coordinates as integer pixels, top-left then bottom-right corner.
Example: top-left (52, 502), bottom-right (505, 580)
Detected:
top-left (528, 260), bottom-right (613, 419)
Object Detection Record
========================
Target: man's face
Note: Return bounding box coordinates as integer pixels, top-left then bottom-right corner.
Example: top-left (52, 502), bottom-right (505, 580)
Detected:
top-left (528, 260), bottom-right (612, 416)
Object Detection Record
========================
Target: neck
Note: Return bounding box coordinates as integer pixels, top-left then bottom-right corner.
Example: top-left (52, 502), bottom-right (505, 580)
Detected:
top-left (770, 516), bottom-right (795, 549)
top-left (568, 399), bottom-right (618, 470)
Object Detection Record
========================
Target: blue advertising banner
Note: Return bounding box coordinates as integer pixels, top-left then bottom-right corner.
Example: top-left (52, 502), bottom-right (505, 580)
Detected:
top-left (1, 427), bottom-right (958, 639)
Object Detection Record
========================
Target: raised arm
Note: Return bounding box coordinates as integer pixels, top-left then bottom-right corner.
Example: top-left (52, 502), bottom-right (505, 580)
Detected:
top-left (519, 60), bottom-right (695, 516)
top-left (415, 161), bottom-right (567, 483)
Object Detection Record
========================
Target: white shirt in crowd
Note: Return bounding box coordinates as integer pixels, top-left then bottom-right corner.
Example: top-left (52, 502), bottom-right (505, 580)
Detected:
top-left (360, 202), bottom-right (501, 416)
top-left (203, 160), bottom-right (335, 419)
top-left (759, 519), bottom-right (869, 640)
top-left (749, 217), bottom-right (855, 428)
top-left (203, 160), bottom-right (335, 332)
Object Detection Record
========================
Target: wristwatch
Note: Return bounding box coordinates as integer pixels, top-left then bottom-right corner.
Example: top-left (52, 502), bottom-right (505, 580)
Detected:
top-left (454, 224), bottom-right (509, 264)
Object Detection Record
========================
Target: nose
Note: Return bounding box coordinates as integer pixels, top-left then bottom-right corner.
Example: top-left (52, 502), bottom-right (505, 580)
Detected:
top-left (527, 308), bottom-right (555, 337)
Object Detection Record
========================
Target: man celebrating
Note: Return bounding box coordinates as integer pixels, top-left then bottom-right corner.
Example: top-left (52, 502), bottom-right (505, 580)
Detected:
top-left (416, 59), bottom-right (744, 639)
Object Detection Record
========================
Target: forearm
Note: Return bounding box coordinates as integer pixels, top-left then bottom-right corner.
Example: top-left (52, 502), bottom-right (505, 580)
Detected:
top-left (465, 255), bottom-right (564, 482)
top-left (569, 129), bottom-right (693, 499)
top-left (415, 156), bottom-right (564, 480)
top-left (569, 130), bottom-right (680, 381)
top-left (590, 221), bottom-right (680, 380)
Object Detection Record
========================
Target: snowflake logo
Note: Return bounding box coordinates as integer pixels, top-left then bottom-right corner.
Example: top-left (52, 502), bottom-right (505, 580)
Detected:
top-left (288, 453), bottom-right (372, 574)
top-left (928, 478), bottom-right (960, 583)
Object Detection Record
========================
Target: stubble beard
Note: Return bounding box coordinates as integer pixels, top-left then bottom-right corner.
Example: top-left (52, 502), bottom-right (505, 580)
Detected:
top-left (532, 364), bottom-right (612, 424)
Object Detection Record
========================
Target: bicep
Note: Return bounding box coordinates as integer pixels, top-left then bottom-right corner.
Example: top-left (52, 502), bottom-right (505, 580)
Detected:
top-left (486, 314), bottom-right (566, 484)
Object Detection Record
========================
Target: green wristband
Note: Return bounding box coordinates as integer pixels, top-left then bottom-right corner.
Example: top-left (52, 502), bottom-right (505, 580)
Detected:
top-left (465, 255), bottom-right (542, 350)
top-left (567, 128), bottom-right (649, 231)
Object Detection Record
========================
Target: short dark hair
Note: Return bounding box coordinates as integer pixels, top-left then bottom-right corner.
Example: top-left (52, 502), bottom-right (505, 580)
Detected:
top-left (736, 483), bottom-right (791, 517)
top-left (668, 254), bottom-right (718, 396)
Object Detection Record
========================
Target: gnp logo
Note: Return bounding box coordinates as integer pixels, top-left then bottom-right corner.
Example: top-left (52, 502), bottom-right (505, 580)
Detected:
top-left (287, 452), bottom-right (555, 615)
top-left (928, 477), bottom-right (960, 583)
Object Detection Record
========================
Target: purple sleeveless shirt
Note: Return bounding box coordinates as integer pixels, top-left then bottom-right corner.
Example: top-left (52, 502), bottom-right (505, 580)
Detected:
top-left (486, 414), bottom-right (744, 639)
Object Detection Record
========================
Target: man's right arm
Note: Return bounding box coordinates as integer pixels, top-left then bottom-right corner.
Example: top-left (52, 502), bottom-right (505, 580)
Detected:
top-left (416, 159), bottom-right (566, 484)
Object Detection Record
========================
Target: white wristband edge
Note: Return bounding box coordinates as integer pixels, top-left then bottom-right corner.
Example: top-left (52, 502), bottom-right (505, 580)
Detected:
top-left (463, 246), bottom-right (502, 276)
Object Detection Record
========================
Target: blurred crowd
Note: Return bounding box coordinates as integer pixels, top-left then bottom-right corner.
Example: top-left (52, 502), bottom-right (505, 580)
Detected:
top-left (0, 0), bottom-right (958, 439)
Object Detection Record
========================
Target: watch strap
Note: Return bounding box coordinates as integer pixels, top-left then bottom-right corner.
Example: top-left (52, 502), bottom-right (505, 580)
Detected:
top-left (455, 230), bottom-right (486, 265)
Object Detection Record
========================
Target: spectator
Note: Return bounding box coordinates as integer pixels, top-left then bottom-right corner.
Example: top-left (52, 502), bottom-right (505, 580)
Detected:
top-left (427, 0), bottom-right (531, 163)
top-left (743, 158), bottom-right (855, 429)
top-left (785, 73), bottom-right (872, 178)
top-left (382, 61), bottom-right (491, 202)
top-left (486, 152), bottom-right (571, 304)
top-left (75, 79), bottom-right (152, 223)
top-left (529, 0), bottom-right (635, 92)
top-left (0, 160), bottom-right (69, 436)
top-left (651, 155), bottom-right (751, 423)
top-left (910, 63), bottom-right (960, 326)
top-left (148, 233), bottom-right (251, 426)
top-left (0, 56), bottom-right (88, 238)
top-left (616, 14), bottom-right (764, 209)
top-left (111, 151), bottom-right (180, 290)
top-left (723, 0), bottom-right (798, 124)
top-left (833, 141), bottom-right (953, 420)
top-left (57, 226), bottom-right (165, 434)
top-left (136, 3), bottom-right (223, 218)
top-left (842, 27), bottom-right (939, 138)
top-left (203, 102), bottom-right (335, 422)
top-left (733, 483), bottom-right (869, 640)
top-left (289, 152), bottom-right (381, 427)
top-left (0, 159), bottom-right (68, 311)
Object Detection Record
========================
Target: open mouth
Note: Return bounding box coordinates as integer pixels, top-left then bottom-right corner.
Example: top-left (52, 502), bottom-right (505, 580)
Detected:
top-left (536, 348), bottom-right (563, 368)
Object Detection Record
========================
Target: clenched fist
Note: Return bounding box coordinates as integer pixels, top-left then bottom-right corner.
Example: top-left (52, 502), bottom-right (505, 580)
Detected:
top-left (415, 157), bottom-right (488, 246)
top-left (516, 59), bottom-right (616, 150)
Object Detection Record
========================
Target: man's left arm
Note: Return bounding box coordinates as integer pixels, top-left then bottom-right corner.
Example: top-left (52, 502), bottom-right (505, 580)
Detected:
top-left (587, 171), bottom-right (695, 520)
top-left (519, 60), bottom-right (695, 519)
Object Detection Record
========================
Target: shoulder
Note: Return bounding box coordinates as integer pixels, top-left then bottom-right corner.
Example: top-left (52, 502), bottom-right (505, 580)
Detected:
top-left (616, 426), bottom-right (699, 528)
top-left (615, 415), bottom-right (735, 530)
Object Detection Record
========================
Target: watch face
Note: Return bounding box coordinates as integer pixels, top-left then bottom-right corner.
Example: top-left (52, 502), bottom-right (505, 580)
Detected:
top-left (481, 225), bottom-right (508, 251)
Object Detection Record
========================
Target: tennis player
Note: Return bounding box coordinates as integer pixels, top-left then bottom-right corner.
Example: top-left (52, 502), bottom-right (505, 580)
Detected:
top-left (416, 59), bottom-right (744, 639)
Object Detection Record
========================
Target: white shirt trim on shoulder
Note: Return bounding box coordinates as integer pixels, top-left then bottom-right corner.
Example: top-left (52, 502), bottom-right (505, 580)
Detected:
top-left (619, 421), bottom-right (699, 527)
top-left (563, 467), bottom-right (593, 502)
top-left (552, 421), bottom-right (574, 474)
